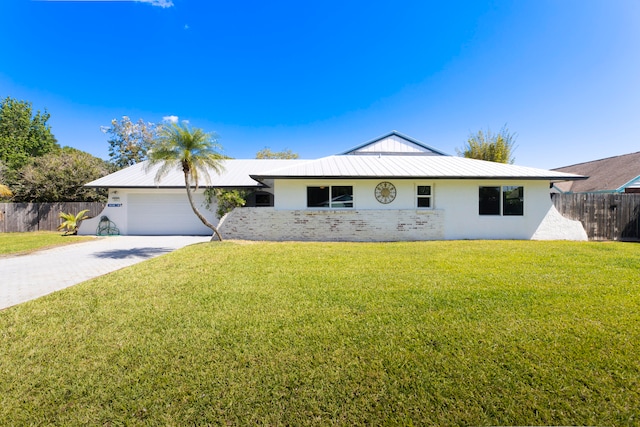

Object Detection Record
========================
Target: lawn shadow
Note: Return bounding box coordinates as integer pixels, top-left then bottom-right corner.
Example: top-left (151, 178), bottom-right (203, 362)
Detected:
top-left (91, 247), bottom-right (173, 259)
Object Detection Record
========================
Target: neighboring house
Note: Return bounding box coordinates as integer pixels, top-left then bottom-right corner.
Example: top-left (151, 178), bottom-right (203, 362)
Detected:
top-left (80, 131), bottom-right (588, 241)
top-left (552, 151), bottom-right (640, 194)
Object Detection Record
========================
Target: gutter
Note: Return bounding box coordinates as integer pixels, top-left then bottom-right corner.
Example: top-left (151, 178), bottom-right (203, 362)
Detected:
top-left (250, 175), bottom-right (589, 182)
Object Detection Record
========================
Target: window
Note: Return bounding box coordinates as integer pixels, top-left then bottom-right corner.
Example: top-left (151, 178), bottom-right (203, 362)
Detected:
top-left (307, 186), bottom-right (353, 208)
top-left (244, 191), bottom-right (273, 207)
top-left (417, 185), bottom-right (432, 208)
top-left (479, 186), bottom-right (523, 216)
top-left (479, 186), bottom-right (501, 215)
top-left (503, 186), bottom-right (524, 215)
top-left (254, 192), bottom-right (272, 207)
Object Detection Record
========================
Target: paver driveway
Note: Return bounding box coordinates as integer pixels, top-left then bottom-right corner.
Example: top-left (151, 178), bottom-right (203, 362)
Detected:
top-left (0, 236), bottom-right (210, 310)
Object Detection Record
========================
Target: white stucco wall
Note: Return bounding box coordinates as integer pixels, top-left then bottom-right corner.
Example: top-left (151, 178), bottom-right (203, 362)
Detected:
top-left (274, 179), bottom-right (433, 210)
top-left (80, 179), bottom-right (586, 241)
top-left (531, 205), bottom-right (588, 240)
top-left (260, 178), bottom-right (586, 241)
top-left (78, 188), bottom-right (218, 236)
top-left (433, 179), bottom-right (584, 240)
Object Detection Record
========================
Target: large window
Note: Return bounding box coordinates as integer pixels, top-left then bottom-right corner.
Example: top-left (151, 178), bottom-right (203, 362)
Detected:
top-left (307, 186), bottom-right (353, 208)
top-left (479, 186), bottom-right (523, 216)
top-left (417, 185), bottom-right (432, 208)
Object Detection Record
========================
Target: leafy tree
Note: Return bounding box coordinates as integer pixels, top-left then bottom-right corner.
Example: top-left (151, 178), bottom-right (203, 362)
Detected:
top-left (146, 122), bottom-right (225, 241)
top-left (204, 188), bottom-right (247, 219)
top-left (0, 97), bottom-right (59, 171)
top-left (102, 116), bottom-right (157, 168)
top-left (58, 209), bottom-right (89, 235)
top-left (12, 147), bottom-right (111, 202)
top-left (256, 148), bottom-right (299, 159)
top-left (457, 125), bottom-right (517, 164)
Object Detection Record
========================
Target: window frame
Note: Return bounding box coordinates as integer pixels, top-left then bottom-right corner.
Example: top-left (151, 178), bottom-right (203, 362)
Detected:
top-left (478, 185), bottom-right (524, 216)
top-left (502, 185), bottom-right (524, 216)
top-left (416, 184), bottom-right (433, 209)
top-left (307, 185), bottom-right (354, 209)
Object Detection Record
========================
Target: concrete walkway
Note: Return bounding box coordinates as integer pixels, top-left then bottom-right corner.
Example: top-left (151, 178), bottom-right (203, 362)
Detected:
top-left (0, 236), bottom-right (210, 310)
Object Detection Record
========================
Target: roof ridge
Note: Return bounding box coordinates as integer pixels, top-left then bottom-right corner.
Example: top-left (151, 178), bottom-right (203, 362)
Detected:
top-left (553, 151), bottom-right (640, 170)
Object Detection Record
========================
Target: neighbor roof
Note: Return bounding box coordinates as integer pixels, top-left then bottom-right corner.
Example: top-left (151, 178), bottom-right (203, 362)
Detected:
top-left (552, 151), bottom-right (640, 193)
top-left (250, 155), bottom-right (586, 181)
top-left (85, 159), bottom-right (308, 188)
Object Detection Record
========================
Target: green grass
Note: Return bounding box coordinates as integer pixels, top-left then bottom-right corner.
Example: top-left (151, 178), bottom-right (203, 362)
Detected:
top-left (0, 231), bottom-right (95, 256)
top-left (1, 241), bottom-right (639, 425)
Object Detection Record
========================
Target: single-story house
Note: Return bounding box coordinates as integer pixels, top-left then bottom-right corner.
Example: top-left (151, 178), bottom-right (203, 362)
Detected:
top-left (552, 151), bottom-right (640, 194)
top-left (80, 131), bottom-right (588, 241)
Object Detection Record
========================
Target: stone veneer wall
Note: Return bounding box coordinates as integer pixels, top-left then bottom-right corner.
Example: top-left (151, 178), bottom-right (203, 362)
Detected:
top-left (220, 208), bottom-right (445, 241)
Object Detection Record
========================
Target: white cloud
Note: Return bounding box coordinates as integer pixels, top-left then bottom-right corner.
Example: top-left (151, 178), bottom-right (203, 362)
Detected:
top-left (162, 115), bottom-right (179, 124)
top-left (136, 0), bottom-right (174, 8)
top-left (36, 0), bottom-right (174, 6)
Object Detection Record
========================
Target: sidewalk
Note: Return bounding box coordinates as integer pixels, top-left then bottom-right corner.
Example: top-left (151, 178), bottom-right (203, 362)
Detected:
top-left (0, 236), bottom-right (210, 310)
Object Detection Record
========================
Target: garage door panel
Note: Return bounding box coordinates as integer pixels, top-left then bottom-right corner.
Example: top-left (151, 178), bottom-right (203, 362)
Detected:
top-left (127, 193), bottom-right (215, 235)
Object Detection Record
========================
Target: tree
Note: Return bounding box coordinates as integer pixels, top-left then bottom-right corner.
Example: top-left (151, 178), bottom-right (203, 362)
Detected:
top-left (457, 125), bottom-right (517, 164)
top-left (204, 188), bottom-right (247, 219)
top-left (102, 116), bottom-right (157, 169)
top-left (146, 122), bottom-right (225, 241)
top-left (0, 97), bottom-right (59, 171)
top-left (255, 148), bottom-right (299, 159)
top-left (12, 147), bottom-right (111, 202)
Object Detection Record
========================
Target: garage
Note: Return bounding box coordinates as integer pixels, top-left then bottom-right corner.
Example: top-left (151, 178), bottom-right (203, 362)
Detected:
top-left (126, 191), bottom-right (215, 235)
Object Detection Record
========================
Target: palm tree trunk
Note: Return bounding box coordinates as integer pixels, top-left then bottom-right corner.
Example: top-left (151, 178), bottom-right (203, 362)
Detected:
top-left (184, 172), bottom-right (223, 241)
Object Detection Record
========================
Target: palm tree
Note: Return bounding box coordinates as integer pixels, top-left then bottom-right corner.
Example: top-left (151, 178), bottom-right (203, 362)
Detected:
top-left (146, 122), bottom-right (225, 241)
top-left (58, 209), bottom-right (89, 235)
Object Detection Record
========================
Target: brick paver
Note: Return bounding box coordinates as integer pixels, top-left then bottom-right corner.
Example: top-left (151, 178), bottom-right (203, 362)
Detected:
top-left (0, 236), bottom-right (210, 310)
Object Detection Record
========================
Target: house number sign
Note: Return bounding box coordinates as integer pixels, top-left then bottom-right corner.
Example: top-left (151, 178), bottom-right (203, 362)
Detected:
top-left (374, 181), bottom-right (396, 204)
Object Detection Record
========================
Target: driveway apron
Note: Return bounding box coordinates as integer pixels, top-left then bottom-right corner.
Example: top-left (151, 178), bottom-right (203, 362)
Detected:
top-left (0, 236), bottom-right (210, 310)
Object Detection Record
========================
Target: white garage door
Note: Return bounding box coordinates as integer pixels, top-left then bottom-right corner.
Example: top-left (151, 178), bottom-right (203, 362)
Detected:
top-left (127, 193), bottom-right (215, 235)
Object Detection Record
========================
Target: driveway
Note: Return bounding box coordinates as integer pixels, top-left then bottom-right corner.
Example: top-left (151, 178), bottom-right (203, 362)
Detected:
top-left (0, 236), bottom-right (210, 310)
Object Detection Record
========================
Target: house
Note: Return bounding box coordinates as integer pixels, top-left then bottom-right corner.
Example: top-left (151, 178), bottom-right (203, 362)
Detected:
top-left (80, 131), bottom-right (588, 241)
top-left (552, 151), bottom-right (640, 193)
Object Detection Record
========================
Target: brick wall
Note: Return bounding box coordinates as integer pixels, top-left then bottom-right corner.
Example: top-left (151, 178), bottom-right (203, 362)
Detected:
top-left (220, 208), bottom-right (445, 241)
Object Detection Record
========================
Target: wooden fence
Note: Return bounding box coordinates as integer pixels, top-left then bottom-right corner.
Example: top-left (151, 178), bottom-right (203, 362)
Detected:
top-left (552, 193), bottom-right (640, 241)
top-left (0, 202), bottom-right (105, 233)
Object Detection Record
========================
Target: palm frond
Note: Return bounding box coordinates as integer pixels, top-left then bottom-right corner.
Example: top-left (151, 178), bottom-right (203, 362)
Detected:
top-left (57, 209), bottom-right (89, 234)
top-left (146, 122), bottom-right (225, 187)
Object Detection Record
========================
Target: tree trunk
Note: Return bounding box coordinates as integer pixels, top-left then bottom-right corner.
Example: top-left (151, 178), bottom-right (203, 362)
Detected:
top-left (184, 173), bottom-right (223, 241)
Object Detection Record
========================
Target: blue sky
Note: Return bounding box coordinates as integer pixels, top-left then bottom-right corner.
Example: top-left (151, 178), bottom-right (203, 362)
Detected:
top-left (1, 0), bottom-right (639, 169)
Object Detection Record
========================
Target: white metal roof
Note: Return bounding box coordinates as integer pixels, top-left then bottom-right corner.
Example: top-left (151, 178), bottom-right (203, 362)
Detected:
top-left (85, 159), bottom-right (309, 188)
top-left (250, 155), bottom-right (586, 181)
top-left (86, 131), bottom-right (586, 188)
top-left (87, 156), bottom-right (585, 189)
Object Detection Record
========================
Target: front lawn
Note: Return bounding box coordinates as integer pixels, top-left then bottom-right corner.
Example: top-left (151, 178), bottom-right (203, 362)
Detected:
top-left (0, 231), bottom-right (95, 256)
top-left (1, 241), bottom-right (638, 425)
